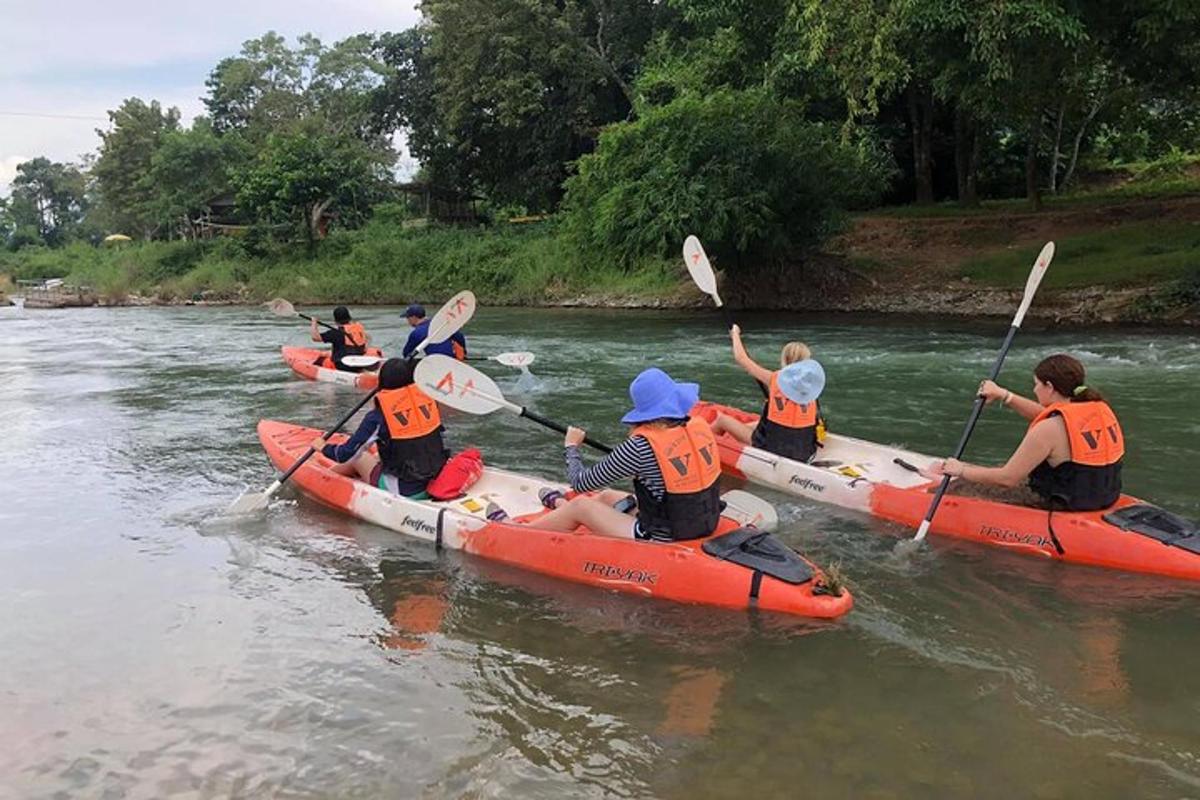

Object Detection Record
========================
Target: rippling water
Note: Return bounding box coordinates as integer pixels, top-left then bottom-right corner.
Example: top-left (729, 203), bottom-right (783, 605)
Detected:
top-left (2, 306), bottom-right (1198, 799)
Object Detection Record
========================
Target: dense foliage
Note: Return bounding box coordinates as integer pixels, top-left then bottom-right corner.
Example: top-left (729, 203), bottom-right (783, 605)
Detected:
top-left (3, 1), bottom-right (1199, 275)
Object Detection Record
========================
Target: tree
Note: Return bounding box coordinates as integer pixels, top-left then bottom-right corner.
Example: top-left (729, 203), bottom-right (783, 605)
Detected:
top-left (8, 157), bottom-right (89, 247)
top-left (392, 0), bottom-right (668, 209)
top-left (93, 98), bottom-right (182, 237)
top-left (563, 88), bottom-right (891, 266)
top-left (234, 130), bottom-right (391, 250)
top-left (144, 120), bottom-right (249, 238)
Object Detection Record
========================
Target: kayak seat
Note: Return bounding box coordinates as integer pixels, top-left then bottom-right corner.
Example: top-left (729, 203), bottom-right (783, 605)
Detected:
top-left (1102, 504), bottom-right (1200, 555)
top-left (702, 528), bottom-right (814, 585)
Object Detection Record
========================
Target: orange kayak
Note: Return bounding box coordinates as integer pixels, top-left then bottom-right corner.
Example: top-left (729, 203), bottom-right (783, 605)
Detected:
top-left (257, 419), bottom-right (853, 619)
top-left (281, 346), bottom-right (381, 390)
top-left (693, 401), bottom-right (1200, 582)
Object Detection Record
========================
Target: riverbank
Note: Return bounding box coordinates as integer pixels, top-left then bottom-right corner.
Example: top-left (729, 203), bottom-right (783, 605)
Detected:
top-left (3, 195), bottom-right (1198, 324)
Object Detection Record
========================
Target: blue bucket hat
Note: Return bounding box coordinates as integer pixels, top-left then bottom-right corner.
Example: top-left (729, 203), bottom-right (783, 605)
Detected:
top-left (777, 359), bottom-right (826, 405)
top-left (621, 368), bottom-right (701, 424)
top-left (403, 303), bottom-right (426, 319)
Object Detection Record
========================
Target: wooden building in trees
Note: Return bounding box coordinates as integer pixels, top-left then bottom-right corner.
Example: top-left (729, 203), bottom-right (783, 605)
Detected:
top-left (397, 182), bottom-right (482, 226)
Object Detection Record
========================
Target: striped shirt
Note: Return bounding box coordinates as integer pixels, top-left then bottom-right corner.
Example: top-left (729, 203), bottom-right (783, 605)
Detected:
top-left (565, 436), bottom-right (666, 499)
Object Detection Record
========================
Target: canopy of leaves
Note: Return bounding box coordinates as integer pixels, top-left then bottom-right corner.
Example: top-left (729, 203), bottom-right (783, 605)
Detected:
top-left (563, 88), bottom-right (892, 266)
top-left (92, 99), bottom-right (182, 237)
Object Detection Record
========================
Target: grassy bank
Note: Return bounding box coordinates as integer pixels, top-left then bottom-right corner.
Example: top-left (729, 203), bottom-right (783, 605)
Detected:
top-left (0, 219), bottom-right (680, 305)
top-left (958, 221), bottom-right (1200, 289)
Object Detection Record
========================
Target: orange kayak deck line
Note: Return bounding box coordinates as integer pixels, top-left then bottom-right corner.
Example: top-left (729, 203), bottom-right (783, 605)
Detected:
top-left (256, 420), bottom-right (854, 619)
top-left (692, 401), bottom-right (1200, 583)
top-left (281, 346), bottom-right (381, 390)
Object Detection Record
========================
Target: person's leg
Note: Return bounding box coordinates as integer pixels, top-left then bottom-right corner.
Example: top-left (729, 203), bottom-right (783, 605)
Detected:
top-left (329, 450), bottom-right (379, 483)
top-left (535, 497), bottom-right (637, 539)
top-left (710, 414), bottom-right (754, 445)
top-left (541, 487), bottom-right (628, 510)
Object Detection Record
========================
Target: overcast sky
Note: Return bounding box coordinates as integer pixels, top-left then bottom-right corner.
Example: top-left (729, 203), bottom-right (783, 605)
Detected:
top-left (0, 0), bottom-right (421, 194)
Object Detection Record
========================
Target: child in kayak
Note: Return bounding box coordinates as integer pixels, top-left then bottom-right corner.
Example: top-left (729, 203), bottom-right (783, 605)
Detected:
top-left (402, 303), bottom-right (468, 361)
top-left (310, 306), bottom-right (370, 371)
top-left (708, 324), bottom-right (826, 462)
top-left (501, 367), bottom-right (724, 541)
top-left (310, 358), bottom-right (449, 498)
top-left (923, 354), bottom-right (1125, 511)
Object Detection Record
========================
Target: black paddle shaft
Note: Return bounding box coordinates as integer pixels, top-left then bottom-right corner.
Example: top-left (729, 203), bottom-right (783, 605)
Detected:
top-left (296, 311), bottom-right (337, 331)
top-left (922, 323), bottom-right (1020, 525)
top-left (276, 388), bottom-right (380, 485)
top-left (519, 408), bottom-right (614, 454)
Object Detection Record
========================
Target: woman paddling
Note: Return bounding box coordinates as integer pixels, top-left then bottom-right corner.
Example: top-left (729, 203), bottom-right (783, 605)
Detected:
top-left (310, 358), bottom-right (449, 498)
top-left (499, 367), bottom-right (724, 541)
top-left (709, 324), bottom-right (826, 462)
top-left (924, 354), bottom-right (1125, 511)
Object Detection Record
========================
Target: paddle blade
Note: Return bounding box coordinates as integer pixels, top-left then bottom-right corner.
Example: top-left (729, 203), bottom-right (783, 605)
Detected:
top-left (415, 355), bottom-right (516, 416)
top-left (264, 298), bottom-right (297, 317)
top-left (1012, 241), bottom-right (1054, 328)
top-left (226, 480), bottom-right (281, 514)
top-left (494, 351), bottom-right (535, 367)
top-left (721, 489), bottom-right (778, 532)
top-left (341, 355), bottom-right (383, 368)
top-left (418, 290), bottom-right (476, 354)
top-left (682, 235), bottom-right (722, 305)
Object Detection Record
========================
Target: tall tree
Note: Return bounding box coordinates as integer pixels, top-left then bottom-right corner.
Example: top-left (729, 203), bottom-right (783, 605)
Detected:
top-left (93, 99), bottom-right (182, 237)
top-left (9, 157), bottom-right (89, 246)
top-left (401, 0), bottom-right (668, 209)
top-left (145, 120), bottom-right (249, 238)
top-left (234, 130), bottom-right (390, 250)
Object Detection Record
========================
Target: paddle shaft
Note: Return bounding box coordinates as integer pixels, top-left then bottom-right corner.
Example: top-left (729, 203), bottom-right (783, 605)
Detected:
top-left (519, 407), bottom-right (613, 454)
top-left (917, 324), bottom-right (1019, 536)
top-left (297, 311), bottom-right (337, 331)
top-left (276, 388), bottom-right (379, 487)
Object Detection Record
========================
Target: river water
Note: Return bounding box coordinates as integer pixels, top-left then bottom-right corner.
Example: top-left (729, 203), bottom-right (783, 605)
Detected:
top-left (1, 306), bottom-right (1198, 799)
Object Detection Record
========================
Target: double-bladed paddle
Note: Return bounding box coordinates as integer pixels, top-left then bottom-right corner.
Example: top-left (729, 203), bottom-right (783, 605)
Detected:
top-left (341, 351), bottom-right (536, 370)
top-left (228, 291), bottom-right (477, 514)
top-left (413, 355), bottom-right (779, 531)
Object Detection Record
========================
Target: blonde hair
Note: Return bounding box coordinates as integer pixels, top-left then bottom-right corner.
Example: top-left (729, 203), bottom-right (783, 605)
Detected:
top-left (780, 341), bottom-right (811, 366)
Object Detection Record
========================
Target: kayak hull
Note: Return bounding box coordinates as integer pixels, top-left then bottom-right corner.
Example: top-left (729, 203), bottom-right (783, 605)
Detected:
top-left (692, 401), bottom-right (1200, 582)
top-left (281, 346), bottom-right (381, 390)
top-left (257, 420), bottom-right (853, 619)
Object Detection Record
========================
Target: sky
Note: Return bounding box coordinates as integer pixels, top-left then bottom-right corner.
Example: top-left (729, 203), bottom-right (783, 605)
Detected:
top-left (0, 0), bottom-right (421, 194)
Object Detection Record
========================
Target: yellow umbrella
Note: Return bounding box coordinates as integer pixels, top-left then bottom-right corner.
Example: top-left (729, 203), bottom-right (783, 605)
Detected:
top-left (103, 234), bottom-right (132, 243)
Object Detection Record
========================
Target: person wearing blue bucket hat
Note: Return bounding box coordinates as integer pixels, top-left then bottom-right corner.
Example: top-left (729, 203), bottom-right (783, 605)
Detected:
top-left (524, 367), bottom-right (725, 542)
top-left (402, 302), bottom-right (469, 361)
top-left (707, 325), bottom-right (827, 462)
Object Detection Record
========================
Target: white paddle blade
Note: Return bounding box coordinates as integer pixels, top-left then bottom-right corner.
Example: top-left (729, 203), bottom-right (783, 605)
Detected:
top-left (494, 351), bottom-right (535, 367)
top-left (415, 355), bottom-right (518, 416)
top-left (226, 480), bottom-right (281, 514)
top-left (1012, 241), bottom-right (1054, 328)
top-left (682, 235), bottom-right (723, 305)
top-left (417, 290), bottom-right (476, 354)
top-left (264, 298), bottom-right (297, 317)
top-left (720, 489), bottom-right (778, 532)
top-left (341, 355), bottom-right (383, 368)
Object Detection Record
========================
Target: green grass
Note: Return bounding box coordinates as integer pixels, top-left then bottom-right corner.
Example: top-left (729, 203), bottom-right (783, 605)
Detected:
top-left (0, 219), bottom-right (684, 305)
top-left (866, 151), bottom-right (1200, 219)
top-left (958, 221), bottom-right (1200, 289)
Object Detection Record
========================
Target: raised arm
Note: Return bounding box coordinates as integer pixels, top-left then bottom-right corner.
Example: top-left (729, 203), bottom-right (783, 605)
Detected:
top-left (310, 317), bottom-right (323, 343)
top-left (730, 324), bottom-right (774, 386)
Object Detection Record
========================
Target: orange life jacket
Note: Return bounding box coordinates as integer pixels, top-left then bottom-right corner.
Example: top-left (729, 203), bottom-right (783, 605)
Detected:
top-left (765, 371), bottom-right (819, 428)
top-left (341, 322), bottom-right (367, 351)
top-left (631, 417), bottom-right (723, 540)
top-left (1028, 400), bottom-right (1124, 510)
top-left (752, 371), bottom-right (819, 461)
top-left (451, 340), bottom-right (466, 361)
top-left (375, 385), bottom-right (447, 484)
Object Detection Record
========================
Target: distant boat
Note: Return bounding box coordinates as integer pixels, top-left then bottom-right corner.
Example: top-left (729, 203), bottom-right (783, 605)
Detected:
top-left (16, 280), bottom-right (97, 308)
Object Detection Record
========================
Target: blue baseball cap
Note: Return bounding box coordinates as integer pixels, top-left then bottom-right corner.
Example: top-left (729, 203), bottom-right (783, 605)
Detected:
top-left (620, 368), bottom-right (701, 424)
top-left (403, 303), bottom-right (426, 319)
top-left (777, 359), bottom-right (825, 405)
